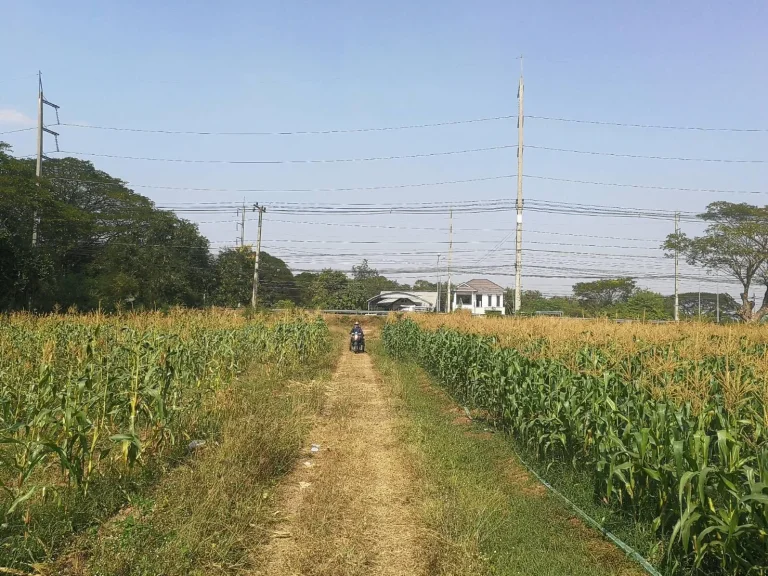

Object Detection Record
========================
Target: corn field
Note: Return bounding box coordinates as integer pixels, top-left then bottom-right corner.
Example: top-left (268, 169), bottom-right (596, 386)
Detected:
top-left (0, 310), bottom-right (329, 538)
top-left (383, 316), bottom-right (768, 575)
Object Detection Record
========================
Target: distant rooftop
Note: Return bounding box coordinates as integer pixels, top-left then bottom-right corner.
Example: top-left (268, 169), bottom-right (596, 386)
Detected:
top-left (454, 279), bottom-right (505, 294)
top-left (373, 290), bottom-right (438, 306)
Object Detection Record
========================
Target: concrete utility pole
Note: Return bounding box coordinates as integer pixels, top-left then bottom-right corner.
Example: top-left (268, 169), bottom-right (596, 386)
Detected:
top-left (716, 272), bottom-right (720, 324)
top-left (237, 200), bottom-right (246, 247)
top-left (514, 58), bottom-right (524, 314)
top-left (674, 212), bottom-right (680, 322)
top-left (436, 254), bottom-right (441, 313)
top-left (33, 71), bottom-right (60, 246)
top-left (698, 288), bottom-right (702, 319)
top-left (251, 204), bottom-right (266, 307)
top-left (446, 209), bottom-right (453, 312)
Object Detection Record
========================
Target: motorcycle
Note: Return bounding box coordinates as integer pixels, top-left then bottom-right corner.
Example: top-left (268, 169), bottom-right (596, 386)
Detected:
top-left (350, 332), bottom-right (365, 353)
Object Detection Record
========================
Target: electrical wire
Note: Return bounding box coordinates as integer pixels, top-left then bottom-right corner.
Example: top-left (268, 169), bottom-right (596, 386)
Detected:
top-left (50, 194), bottom-right (688, 220)
top-left (475, 230), bottom-right (516, 266)
top-left (57, 115), bottom-right (516, 135)
top-left (524, 174), bottom-right (768, 196)
top-left (54, 144), bottom-right (516, 165)
top-left (0, 127), bottom-right (35, 136)
top-left (54, 114), bottom-right (768, 135)
top-left (47, 174), bottom-right (516, 194)
top-left (0, 73), bottom-right (39, 85)
top-left (527, 115), bottom-right (768, 133)
top-left (528, 145), bottom-right (767, 164)
top-left (44, 173), bottom-right (768, 197)
top-left (241, 218), bottom-right (663, 243)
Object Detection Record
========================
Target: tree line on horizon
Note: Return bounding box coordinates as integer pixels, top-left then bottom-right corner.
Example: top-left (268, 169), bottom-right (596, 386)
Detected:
top-left (513, 278), bottom-right (740, 322)
top-left (2, 143), bottom-right (766, 321)
top-left (0, 143), bottom-right (430, 312)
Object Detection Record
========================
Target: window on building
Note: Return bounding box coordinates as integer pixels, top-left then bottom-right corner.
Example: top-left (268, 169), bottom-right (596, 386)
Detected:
top-left (476, 294), bottom-right (482, 307)
top-left (496, 295), bottom-right (500, 307)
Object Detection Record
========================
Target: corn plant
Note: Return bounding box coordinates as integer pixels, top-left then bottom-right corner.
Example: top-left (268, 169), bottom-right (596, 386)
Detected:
top-left (383, 318), bottom-right (768, 574)
top-left (0, 310), bottom-right (329, 524)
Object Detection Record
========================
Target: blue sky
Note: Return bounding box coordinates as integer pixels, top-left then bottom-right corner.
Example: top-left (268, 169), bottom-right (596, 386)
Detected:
top-left (2, 0), bottom-right (767, 299)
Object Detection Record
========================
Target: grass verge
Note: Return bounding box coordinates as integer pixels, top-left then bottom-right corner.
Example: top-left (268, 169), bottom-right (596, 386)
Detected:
top-left (43, 340), bottom-right (340, 576)
top-left (371, 341), bottom-right (645, 576)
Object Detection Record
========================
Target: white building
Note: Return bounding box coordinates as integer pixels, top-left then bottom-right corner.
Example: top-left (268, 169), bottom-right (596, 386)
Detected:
top-left (452, 279), bottom-right (505, 315)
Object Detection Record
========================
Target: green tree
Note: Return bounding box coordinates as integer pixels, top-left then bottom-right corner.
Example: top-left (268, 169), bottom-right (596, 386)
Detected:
top-left (573, 278), bottom-right (637, 310)
top-left (352, 259), bottom-right (378, 281)
top-left (664, 202), bottom-right (768, 322)
top-left (412, 279), bottom-right (437, 291)
top-left (256, 252), bottom-right (298, 306)
top-left (1, 148), bottom-right (217, 311)
top-left (615, 290), bottom-right (669, 320)
top-left (310, 269), bottom-right (350, 309)
top-left (0, 147), bottom-right (95, 310)
top-left (213, 248), bottom-right (252, 307)
top-left (669, 292), bottom-right (740, 321)
top-left (0, 144), bottom-right (45, 309)
top-left (295, 271), bottom-right (319, 307)
top-left (211, 249), bottom-right (295, 308)
top-left (513, 289), bottom-right (583, 316)
top-left (88, 211), bottom-right (214, 310)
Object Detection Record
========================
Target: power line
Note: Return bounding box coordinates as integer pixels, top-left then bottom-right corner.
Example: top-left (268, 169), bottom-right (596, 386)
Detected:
top-left (47, 174), bottom-right (516, 193)
top-left (53, 241), bottom-right (668, 260)
top-left (0, 73), bottom-right (40, 85)
top-left (0, 127), bottom-right (36, 136)
top-left (154, 197), bottom-right (693, 220)
top-left (520, 247), bottom-right (663, 260)
top-left (227, 238), bottom-right (662, 251)
top-left (525, 199), bottom-right (699, 222)
top-left (163, 198), bottom-right (513, 208)
top-left (280, 263), bottom-right (721, 282)
top-left (57, 115), bottom-right (516, 135)
top-left (54, 114), bottom-right (768, 135)
top-left (45, 173), bottom-right (768, 197)
top-left (41, 192), bottom-right (689, 221)
top-left (236, 238), bottom-right (507, 245)
top-left (524, 174), bottom-right (768, 196)
top-left (528, 145), bottom-right (767, 164)
top-left (527, 115), bottom-right (768, 133)
top-left (159, 199), bottom-right (516, 215)
top-left (475, 230), bottom-right (515, 266)
top-left (246, 218), bottom-right (663, 243)
top-left (55, 144), bottom-right (516, 165)
top-left (49, 144), bottom-right (767, 167)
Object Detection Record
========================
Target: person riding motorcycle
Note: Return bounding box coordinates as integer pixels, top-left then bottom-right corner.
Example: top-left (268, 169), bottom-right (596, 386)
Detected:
top-left (350, 322), bottom-right (365, 352)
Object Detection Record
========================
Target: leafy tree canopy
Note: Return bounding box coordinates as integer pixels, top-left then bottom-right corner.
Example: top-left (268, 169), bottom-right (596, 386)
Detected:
top-left (664, 202), bottom-right (768, 322)
top-left (573, 277), bottom-right (637, 309)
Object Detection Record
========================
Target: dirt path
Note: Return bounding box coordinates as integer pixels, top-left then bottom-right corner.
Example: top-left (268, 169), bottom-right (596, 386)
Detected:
top-left (253, 333), bottom-right (425, 576)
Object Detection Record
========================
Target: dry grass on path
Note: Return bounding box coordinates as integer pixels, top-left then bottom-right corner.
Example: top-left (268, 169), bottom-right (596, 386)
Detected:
top-left (252, 329), bottom-right (426, 576)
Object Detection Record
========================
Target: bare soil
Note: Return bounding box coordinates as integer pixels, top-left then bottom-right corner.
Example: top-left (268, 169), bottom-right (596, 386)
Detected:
top-left (252, 335), bottom-right (425, 576)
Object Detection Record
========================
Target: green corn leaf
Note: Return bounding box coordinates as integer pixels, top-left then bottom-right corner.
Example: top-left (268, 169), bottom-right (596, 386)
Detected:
top-left (6, 486), bottom-right (36, 515)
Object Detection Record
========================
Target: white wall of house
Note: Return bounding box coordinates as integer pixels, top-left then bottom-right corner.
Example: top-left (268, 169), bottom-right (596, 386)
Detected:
top-left (452, 292), bottom-right (505, 315)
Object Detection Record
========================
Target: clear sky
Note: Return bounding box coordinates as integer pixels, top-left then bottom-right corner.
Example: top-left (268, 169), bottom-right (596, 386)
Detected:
top-left (2, 0), bottom-right (767, 300)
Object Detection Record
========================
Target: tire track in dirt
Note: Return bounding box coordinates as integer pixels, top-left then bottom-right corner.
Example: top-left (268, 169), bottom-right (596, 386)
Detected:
top-left (253, 332), bottom-right (425, 576)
